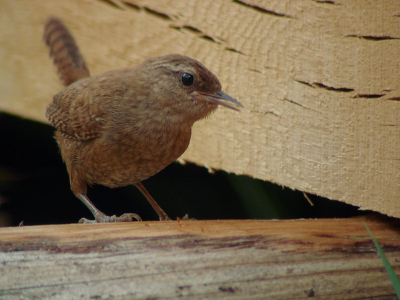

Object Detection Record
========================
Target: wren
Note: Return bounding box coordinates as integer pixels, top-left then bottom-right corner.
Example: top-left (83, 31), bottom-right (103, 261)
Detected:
top-left (44, 17), bottom-right (242, 223)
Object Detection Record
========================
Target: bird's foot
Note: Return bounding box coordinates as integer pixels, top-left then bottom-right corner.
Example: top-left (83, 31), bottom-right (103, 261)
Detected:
top-left (179, 214), bottom-right (196, 220)
top-left (159, 214), bottom-right (171, 221)
top-left (79, 212), bottom-right (142, 223)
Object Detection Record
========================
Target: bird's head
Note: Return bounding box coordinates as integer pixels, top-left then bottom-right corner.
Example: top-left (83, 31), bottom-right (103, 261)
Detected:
top-left (140, 54), bottom-right (242, 124)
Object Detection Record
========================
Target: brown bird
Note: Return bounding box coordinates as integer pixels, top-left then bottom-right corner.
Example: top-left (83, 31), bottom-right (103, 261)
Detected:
top-left (44, 17), bottom-right (242, 223)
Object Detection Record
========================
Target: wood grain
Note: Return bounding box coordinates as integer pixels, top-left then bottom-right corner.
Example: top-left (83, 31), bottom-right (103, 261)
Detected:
top-left (1, 0), bottom-right (400, 217)
top-left (1, 217), bottom-right (400, 299)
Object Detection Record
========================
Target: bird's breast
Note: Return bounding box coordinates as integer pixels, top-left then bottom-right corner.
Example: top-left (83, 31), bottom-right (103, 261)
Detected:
top-left (80, 124), bottom-right (192, 187)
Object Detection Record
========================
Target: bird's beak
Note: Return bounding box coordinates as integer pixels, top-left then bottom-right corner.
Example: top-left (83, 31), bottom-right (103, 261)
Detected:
top-left (196, 91), bottom-right (243, 111)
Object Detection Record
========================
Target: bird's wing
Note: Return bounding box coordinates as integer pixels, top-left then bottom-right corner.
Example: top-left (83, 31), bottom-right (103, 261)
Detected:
top-left (46, 78), bottom-right (107, 141)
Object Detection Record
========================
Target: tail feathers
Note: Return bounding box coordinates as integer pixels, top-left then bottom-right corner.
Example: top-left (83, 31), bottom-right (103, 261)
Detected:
top-left (43, 17), bottom-right (90, 86)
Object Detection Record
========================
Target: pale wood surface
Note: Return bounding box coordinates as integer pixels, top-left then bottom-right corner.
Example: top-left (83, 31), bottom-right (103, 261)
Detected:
top-left (1, 217), bottom-right (400, 299)
top-left (1, 0), bottom-right (400, 217)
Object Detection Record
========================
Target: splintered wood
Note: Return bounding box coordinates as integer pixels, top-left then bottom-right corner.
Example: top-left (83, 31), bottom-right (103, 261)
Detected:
top-left (1, 0), bottom-right (399, 217)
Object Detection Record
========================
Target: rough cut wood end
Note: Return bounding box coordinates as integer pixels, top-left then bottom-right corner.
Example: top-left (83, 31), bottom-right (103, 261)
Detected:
top-left (1, 0), bottom-right (399, 217)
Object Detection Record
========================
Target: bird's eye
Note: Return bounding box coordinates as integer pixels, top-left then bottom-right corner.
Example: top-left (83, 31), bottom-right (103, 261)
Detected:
top-left (181, 73), bottom-right (194, 86)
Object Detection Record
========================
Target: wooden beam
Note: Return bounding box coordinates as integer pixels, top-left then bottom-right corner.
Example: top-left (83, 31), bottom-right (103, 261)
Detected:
top-left (1, 0), bottom-right (400, 217)
top-left (1, 217), bottom-right (400, 299)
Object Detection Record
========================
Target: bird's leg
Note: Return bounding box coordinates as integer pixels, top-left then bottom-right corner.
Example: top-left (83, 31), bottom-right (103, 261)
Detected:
top-left (135, 182), bottom-right (171, 221)
top-left (77, 193), bottom-right (142, 223)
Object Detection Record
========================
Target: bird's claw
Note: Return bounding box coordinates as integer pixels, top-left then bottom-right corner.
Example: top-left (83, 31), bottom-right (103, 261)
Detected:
top-left (79, 213), bottom-right (142, 223)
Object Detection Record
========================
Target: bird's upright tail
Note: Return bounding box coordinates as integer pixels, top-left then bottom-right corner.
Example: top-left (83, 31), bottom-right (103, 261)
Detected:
top-left (43, 17), bottom-right (90, 86)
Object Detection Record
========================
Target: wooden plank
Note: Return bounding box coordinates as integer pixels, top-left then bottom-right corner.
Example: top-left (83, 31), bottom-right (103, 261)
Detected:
top-left (1, 217), bottom-right (400, 299)
top-left (1, 0), bottom-right (400, 217)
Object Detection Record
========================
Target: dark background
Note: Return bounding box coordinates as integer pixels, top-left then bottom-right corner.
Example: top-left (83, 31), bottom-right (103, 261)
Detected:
top-left (0, 113), bottom-right (373, 226)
